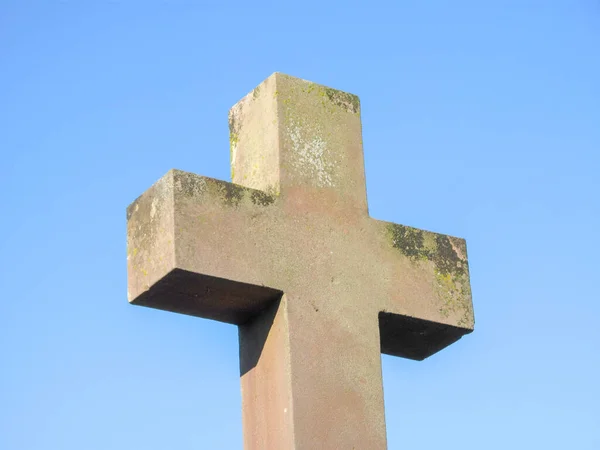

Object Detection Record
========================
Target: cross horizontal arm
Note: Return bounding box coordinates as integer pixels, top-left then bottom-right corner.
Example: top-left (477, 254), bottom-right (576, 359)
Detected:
top-left (127, 169), bottom-right (284, 324)
top-left (372, 220), bottom-right (474, 360)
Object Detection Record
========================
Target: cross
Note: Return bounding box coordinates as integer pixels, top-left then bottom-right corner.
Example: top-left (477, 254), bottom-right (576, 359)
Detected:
top-left (126, 73), bottom-right (474, 449)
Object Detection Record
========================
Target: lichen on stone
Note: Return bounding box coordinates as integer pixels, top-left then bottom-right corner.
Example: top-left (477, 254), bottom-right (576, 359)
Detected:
top-left (126, 194), bottom-right (143, 220)
top-left (174, 170), bottom-right (279, 210)
top-left (323, 87), bottom-right (360, 114)
top-left (228, 111), bottom-right (240, 181)
top-left (287, 117), bottom-right (334, 187)
top-left (217, 181), bottom-right (245, 207)
top-left (432, 235), bottom-right (466, 276)
top-left (176, 171), bottom-right (209, 198)
top-left (250, 190), bottom-right (275, 206)
top-left (387, 223), bottom-right (473, 328)
top-left (388, 224), bottom-right (430, 260)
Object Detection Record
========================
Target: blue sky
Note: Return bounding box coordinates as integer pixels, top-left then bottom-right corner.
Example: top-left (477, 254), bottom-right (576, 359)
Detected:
top-left (1, 1), bottom-right (599, 448)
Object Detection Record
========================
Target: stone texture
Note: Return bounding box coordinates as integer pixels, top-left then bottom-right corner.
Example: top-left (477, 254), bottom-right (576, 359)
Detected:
top-left (126, 72), bottom-right (475, 449)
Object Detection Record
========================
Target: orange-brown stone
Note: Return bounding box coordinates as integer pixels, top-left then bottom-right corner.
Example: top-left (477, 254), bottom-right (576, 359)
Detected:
top-left (127, 73), bottom-right (474, 449)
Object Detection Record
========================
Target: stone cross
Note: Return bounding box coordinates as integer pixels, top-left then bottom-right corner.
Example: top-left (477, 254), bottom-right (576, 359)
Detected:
top-left (126, 73), bottom-right (474, 449)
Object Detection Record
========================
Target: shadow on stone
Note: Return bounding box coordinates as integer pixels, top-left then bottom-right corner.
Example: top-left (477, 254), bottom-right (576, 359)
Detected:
top-left (378, 311), bottom-right (472, 361)
top-left (238, 297), bottom-right (281, 376)
top-left (130, 268), bottom-right (282, 326)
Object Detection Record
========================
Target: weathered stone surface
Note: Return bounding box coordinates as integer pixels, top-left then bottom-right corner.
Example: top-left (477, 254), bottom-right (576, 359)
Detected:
top-left (127, 73), bottom-right (474, 449)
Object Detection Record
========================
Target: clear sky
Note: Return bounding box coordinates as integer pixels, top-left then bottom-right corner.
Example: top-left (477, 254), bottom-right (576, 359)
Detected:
top-left (1, 1), bottom-right (599, 449)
